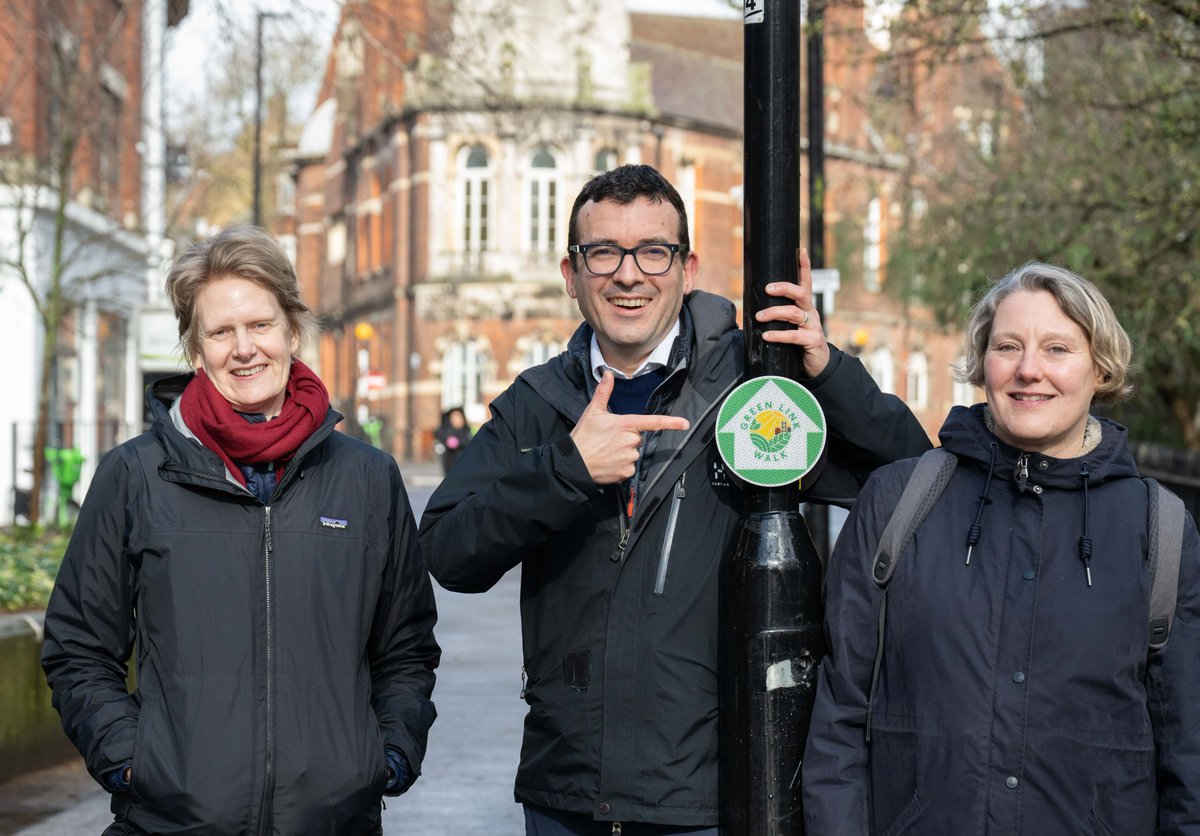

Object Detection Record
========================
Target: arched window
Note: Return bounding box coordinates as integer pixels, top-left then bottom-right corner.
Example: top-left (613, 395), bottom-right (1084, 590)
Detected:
top-left (458, 144), bottom-right (491, 254)
top-left (906, 350), bottom-right (929, 410)
top-left (866, 346), bottom-right (894, 394)
top-left (594, 148), bottom-right (618, 173)
top-left (527, 147), bottom-right (560, 256)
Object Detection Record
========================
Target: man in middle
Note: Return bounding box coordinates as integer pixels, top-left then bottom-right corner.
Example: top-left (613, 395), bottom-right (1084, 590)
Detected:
top-left (419, 164), bottom-right (930, 834)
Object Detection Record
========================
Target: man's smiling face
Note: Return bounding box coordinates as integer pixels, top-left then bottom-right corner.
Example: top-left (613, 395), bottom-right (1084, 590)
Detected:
top-left (561, 196), bottom-right (698, 377)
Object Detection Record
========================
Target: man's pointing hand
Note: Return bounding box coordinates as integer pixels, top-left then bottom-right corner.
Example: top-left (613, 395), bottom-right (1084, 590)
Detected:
top-left (570, 371), bottom-right (690, 485)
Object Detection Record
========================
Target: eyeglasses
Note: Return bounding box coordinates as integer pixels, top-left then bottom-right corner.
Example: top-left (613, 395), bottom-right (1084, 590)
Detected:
top-left (568, 243), bottom-right (682, 276)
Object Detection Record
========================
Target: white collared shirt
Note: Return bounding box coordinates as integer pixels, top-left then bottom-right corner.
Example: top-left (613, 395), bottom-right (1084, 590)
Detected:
top-left (590, 319), bottom-right (681, 381)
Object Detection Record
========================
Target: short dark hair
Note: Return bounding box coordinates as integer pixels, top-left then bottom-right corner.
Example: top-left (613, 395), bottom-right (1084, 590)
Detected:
top-left (566, 164), bottom-right (690, 269)
top-left (165, 224), bottom-right (318, 362)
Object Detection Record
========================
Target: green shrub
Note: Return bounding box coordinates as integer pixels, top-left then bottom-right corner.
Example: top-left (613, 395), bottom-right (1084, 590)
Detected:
top-left (0, 528), bottom-right (69, 613)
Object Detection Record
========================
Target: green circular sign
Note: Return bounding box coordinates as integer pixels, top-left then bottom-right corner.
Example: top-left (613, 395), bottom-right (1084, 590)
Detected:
top-left (716, 375), bottom-right (827, 487)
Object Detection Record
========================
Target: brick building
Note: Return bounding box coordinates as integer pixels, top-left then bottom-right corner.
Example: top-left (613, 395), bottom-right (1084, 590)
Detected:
top-left (0, 0), bottom-right (188, 523)
top-left (291, 0), bottom-right (1016, 460)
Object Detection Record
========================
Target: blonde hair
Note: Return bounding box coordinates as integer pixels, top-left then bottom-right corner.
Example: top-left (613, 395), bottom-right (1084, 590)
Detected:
top-left (955, 262), bottom-right (1132, 404)
top-left (165, 225), bottom-right (318, 362)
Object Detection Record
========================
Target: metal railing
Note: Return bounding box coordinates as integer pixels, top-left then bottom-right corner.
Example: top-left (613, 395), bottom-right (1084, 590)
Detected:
top-left (1131, 440), bottom-right (1200, 522)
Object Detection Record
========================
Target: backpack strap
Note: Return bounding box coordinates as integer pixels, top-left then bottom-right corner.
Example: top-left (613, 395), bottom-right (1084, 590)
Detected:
top-left (871, 448), bottom-right (958, 586)
top-left (865, 448), bottom-right (957, 742)
top-left (1146, 479), bottom-right (1186, 652)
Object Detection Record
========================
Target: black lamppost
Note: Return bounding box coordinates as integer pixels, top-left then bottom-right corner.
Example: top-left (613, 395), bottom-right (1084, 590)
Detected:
top-left (252, 10), bottom-right (283, 227)
top-left (719, 1), bottom-right (826, 834)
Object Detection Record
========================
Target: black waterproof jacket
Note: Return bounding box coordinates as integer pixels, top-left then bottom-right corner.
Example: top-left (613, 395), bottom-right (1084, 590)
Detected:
top-left (418, 291), bottom-right (930, 826)
top-left (42, 375), bottom-right (440, 836)
top-left (803, 404), bottom-right (1200, 835)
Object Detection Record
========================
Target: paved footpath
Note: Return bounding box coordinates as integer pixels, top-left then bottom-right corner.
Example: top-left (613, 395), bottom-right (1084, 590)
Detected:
top-left (5, 467), bottom-right (530, 835)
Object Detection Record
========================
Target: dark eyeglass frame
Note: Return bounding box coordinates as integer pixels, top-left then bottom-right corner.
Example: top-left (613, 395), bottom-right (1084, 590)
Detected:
top-left (568, 243), bottom-right (683, 276)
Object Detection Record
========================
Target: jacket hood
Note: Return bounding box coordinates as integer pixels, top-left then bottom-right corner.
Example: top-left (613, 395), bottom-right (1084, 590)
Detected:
top-left (939, 404), bottom-right (1141, 583)
top-left (938, 403), bottom-right (1139, 489)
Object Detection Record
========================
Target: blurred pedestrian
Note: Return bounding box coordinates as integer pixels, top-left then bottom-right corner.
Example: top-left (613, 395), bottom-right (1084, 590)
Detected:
top-left (433, 406), bottom-right (472, 474)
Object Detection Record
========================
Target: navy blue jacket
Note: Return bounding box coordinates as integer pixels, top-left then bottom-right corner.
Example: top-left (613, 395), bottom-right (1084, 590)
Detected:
top-left (804, 404), bottom-right (1200, 835)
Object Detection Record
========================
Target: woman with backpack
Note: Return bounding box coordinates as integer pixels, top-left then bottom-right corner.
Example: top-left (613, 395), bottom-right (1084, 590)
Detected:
top-left (803, 262), bottom-right (1200, 835)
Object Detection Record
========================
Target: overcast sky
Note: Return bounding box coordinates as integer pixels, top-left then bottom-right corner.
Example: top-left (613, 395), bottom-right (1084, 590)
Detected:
top-left (165, 0), bottom-right (739, 123)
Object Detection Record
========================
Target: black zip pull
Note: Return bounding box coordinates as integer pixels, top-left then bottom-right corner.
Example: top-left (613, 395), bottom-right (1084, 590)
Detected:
top-left (1015, 452), bottom-right (1030, 492)
top-left (611, 527), bottom-right (630, 563)
top-left (1079, 461), bottom-right (1093, 587)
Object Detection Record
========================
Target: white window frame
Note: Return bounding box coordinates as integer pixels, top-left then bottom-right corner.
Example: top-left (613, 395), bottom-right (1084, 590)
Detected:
top-left (906, 350), bottom-right (929, 410)
top-left (864, 196), bottom-right (882, 292)
top-left (867, 346), bottom-right (895, 394)
top-left (458, 144), bottom-right (492, 254)
top-left (525, 147), bottom-right (560, 257)
top-left (441, 339), bottom-right (489, 416)
top-left (523, 337), bottom-right (561, 370)
top-left (952, 357), bottom-right (977, 406)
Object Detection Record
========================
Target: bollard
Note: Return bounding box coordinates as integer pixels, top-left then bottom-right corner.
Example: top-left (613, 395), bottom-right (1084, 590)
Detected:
top-left (44, 447), bottom-right (84, 529)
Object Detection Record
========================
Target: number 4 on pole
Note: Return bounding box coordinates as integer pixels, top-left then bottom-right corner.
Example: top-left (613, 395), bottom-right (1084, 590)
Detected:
top-left (744, 0), bottom-right (808, 25)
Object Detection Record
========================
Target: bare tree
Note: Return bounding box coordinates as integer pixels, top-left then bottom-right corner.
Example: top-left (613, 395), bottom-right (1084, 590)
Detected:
top-left (0, 0), bottom-right (148, 524)
top-left (166, 0), bottom-right (336, 234)
top-left (875, 0), bottom-right (1200, 448)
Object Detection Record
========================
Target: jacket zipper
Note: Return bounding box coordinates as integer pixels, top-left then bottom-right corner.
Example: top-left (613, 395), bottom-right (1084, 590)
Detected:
top-left (1015, 452), bottom-right (1030, 492)
top-left (653, 474), bottom-right (687, 595)
top-left (257, 505), bottom-right (276, 835)
top-left (611, 494), bottom-right (631, 563)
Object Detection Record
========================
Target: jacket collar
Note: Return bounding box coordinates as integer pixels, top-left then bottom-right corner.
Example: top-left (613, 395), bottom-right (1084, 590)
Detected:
top-left (938, 403), bottom-right (1139, 490)
top-left (521, 290), bottom-right (740, 425)
top-left (148, 373), bottom-right (341, 493)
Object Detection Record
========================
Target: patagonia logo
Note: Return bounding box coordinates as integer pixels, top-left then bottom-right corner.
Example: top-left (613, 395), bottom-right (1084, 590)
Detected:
top-left (320, 516), bottom-right (349, 530)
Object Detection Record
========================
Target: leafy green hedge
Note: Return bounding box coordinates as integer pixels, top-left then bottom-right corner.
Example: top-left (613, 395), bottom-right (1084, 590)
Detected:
top-left (0, 529), bottom-right (69, 613)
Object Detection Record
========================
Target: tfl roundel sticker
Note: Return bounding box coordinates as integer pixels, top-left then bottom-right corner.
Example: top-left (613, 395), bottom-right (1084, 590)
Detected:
top-left (716, 375), bottom-right (827, 487)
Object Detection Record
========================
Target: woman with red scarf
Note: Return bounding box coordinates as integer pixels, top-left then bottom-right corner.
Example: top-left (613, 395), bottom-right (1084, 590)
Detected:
top-left (42, 226), bottom-right (440, 836)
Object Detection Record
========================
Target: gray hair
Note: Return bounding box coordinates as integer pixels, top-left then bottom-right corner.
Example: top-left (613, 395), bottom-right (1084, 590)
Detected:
top-left (955, 261), bottom-right (1132, 404)
top-left (165, 225), bottom-right (318, 362)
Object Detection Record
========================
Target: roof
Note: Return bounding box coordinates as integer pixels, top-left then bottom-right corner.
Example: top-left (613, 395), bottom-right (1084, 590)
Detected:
top-left (629, 12), bottom-right (743, 134)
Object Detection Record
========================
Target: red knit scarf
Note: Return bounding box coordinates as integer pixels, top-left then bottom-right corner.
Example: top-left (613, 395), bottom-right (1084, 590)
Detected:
top-left (179, 360), bottom-right (330, 487)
